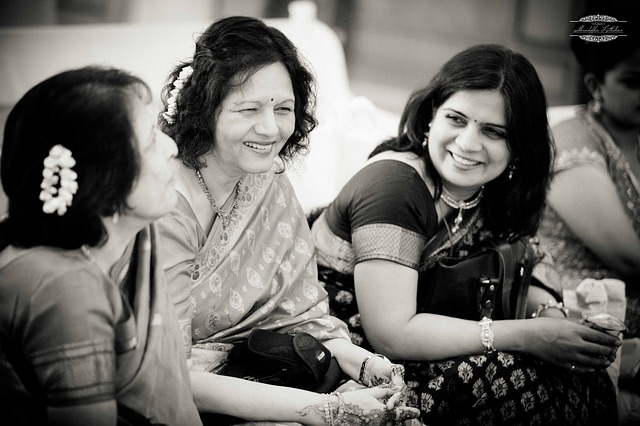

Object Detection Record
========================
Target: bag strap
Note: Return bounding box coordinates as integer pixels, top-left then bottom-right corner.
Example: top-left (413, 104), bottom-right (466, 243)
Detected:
top-left (498, 241), bottom-right (517, 319)
top-left (496, 239), bottom-right (532, 319)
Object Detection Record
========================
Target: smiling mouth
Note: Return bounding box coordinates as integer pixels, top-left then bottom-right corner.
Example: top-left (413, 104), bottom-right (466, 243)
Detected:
top-left (244, 141), bottom-right (275, 152)
top-left (450, 152), bottom-right (481, 166)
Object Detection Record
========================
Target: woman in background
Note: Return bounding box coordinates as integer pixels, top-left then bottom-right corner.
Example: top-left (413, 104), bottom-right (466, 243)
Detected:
top-left (533, 16), bottom-right (640, 424)
top-left (157, 16), bottom-right (419, 424)
top-left (311, 44), bottom-right (620, 425)
top-left (0, 67), bottom-right (200, 425)
top-left (534, 17), bottom-right (640, 336)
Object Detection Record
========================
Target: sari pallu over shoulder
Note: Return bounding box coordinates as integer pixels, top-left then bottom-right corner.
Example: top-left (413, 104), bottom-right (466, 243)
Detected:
top-left (159, 171), bottom-right (349, 372)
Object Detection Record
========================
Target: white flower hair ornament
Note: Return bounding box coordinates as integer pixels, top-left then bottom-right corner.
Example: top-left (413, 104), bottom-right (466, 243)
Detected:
top-left (163, 65), bottom-right (193, 125)
top-left (39, 144), bottom-right (79, 216)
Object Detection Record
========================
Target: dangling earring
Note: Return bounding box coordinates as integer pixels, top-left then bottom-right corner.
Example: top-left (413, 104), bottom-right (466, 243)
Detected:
top-left (508, 162), bottom-right (517, 180)
top-left (592, 94), bottom-right (602, 115)
top-left (422, 131), bottom-right (429, 149)
top-left (112, 212), bottom-right (120, 225)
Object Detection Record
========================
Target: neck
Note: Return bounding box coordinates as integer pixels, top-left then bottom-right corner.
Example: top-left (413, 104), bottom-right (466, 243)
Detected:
top-left (441, 184), bottom-right (482, 202)
top-left (87, 219), bottom-right (140, 272)
top-left (599, 113), bottom-right (640, 146)
top-left (201, 154), bottom-right (243, 194)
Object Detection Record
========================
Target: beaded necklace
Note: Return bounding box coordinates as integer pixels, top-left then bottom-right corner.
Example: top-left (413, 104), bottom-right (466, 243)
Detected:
top-left (440, 186), bottom-right (484, 233)
top-left (194, 168), bottom-right (240, 230)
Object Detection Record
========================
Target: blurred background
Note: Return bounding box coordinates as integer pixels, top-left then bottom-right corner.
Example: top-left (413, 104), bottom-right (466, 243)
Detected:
top-left (0, 0), bottom-right (634, 211)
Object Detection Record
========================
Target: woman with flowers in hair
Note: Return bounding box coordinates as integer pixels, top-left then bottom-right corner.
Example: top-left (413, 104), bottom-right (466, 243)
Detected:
top-left (156, 15), bottom-right (419, 425)
top-left (0, 67), bottom-right (201, 425)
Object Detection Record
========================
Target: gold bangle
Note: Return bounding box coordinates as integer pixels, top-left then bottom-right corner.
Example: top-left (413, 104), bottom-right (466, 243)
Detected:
top-left (479, 316), bottom-right (495, 355)
top-left (531, 300), bottom-right (569, 318)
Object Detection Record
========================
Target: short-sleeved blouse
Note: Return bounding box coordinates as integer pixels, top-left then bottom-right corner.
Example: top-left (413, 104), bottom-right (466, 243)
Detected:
top-left (313, 159), bottom-right (438, 273)
top-left (0, 229), bottom-right (201, 425)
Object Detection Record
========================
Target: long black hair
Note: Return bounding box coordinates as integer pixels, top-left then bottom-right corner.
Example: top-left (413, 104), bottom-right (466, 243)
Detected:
top-left (371, 44), bottom-right (554, 238)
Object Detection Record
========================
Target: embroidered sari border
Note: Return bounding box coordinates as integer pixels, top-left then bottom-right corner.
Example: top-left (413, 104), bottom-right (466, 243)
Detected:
top-left (352, 223), bottom-right (425, 269)
top-left (312, 211), bottom-right (355, 274)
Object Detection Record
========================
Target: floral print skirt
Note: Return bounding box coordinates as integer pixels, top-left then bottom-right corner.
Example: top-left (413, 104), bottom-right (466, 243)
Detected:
top-left (403, 351), bottom-right (617, 426)
top-left (319, 268), bottom-right (618, 426)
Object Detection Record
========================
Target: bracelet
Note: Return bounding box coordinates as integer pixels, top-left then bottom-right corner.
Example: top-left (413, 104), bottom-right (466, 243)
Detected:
top-left (331, 392), bottom-right (345, 423)
top-left (358, 355), bottom-right (372, 384)
top-left (531, 300), bottom-right (569, 318)
top-left (358, 353), bottom-right (389, 386)
top-left (322, 393), bottom-right (334, 426)
top-left (479, 316), bottom-right (495, 355)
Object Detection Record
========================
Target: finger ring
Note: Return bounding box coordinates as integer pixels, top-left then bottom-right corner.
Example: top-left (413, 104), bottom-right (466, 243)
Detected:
top-left (570, 365), bottom-right (576, 372)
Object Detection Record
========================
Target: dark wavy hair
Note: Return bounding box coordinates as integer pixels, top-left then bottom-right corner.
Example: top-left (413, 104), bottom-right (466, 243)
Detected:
top-left (0, 66), bottom-right (151, 249)
top-left (159, 16), bottom-right (317, 170)
top-left (371, 44), bottom-right (554, 238)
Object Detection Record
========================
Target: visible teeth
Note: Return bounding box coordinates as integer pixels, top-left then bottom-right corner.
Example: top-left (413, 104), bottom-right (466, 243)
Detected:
top-left (451, 152), bottom-right (479, 166)
top-left (246, 142), bottom-right (272, 151)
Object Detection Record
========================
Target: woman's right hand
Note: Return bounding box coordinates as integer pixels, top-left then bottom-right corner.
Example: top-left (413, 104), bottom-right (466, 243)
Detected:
top-left (333, 385), bottom-right (420, 425)
top-left (524, 317), bottom-right (621, 372)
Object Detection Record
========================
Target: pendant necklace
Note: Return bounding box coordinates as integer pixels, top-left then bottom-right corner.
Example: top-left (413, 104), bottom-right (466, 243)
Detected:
top-left (440, 186), bottom-right (484, 233)
top-left (194, 168), bottom-right (240, 230)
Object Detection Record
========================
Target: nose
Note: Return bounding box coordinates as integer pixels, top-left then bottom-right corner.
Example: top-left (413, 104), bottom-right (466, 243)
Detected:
top-left (254, 110), bottom-right (279, 137)
top-left (160, 130), bottom-right (178, 158)
top-left (455, 125), bottom-right (482, 152)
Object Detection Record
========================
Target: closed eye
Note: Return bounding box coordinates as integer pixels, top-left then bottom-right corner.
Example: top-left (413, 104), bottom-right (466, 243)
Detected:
top-left (445, 113), bottom-right (466, 126)
top-left (276, 106), bottom-right (293, 114)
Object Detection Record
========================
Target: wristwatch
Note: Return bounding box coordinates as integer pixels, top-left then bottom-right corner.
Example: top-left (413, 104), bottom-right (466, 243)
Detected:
top-left (479, 316), bottom-right (495, 355)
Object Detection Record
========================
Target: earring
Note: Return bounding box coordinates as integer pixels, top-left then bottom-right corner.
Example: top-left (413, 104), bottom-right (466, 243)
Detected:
top-left (508, 163), bottom-right (517, 180)
top-left (592, 95), bottom-right (602, 115)
top-left (112, 212), bottom-right (120, 225)
top-left (422, 131), bottom-right (429, 149)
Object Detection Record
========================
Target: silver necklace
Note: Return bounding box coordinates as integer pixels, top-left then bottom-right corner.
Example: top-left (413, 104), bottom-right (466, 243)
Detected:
top-left (194, 168), bottom-right (240, 230)
top-left (81, 244), bottom-right (107, 275)
top-left (440, 186), bottom-right (484, 233)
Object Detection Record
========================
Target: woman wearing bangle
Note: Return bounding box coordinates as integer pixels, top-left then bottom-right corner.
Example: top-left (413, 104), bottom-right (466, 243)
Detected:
top-left (156, 16), bottom-right (419, 424)
top-left (311, 44), bottom-right (621, 425)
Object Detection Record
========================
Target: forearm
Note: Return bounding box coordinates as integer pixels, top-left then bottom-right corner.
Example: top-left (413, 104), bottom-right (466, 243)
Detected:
top-left (190, 371), bottom-right (326, 424)
top-left (368, 313), bottom-right (529, 361)
top-left (322, 337), bottom-right (373, 381)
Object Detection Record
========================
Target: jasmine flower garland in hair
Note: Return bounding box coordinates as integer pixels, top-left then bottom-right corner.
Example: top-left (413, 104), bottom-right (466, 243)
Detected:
top-left (163, 65), bottom-right (193, 124)
top-left (39, 144), bottom-right (78, 216)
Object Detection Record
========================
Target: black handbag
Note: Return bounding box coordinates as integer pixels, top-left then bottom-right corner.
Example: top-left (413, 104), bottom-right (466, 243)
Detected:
top-left (218, 329), bottom-right (343, 392)
top-left (417, 238), bottom-right (534, 320)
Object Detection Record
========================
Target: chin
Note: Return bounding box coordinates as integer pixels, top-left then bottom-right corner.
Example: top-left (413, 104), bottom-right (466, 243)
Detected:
top-left (245, 161), bottom-right (277, 175)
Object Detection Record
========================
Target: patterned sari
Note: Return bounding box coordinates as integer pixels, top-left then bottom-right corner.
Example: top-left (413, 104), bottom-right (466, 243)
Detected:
top-left (312, 159), bottom-right (617, 425)
top-left (157, 170), bottom-right (349, 373)
top-left (534, 104), bottom-right (640, 337)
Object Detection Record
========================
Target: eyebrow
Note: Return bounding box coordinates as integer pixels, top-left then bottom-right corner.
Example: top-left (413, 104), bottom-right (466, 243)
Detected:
top-left (232, 97), bottom-right (295, 106)
top-left (444, 107), bottom-right (507, 129)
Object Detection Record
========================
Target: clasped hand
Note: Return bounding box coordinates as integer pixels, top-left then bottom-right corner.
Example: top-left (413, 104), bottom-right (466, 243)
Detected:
top-left (334, 357), bottom-right (420, 425)
top-left (527, 317), bottom-right (621, 373)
